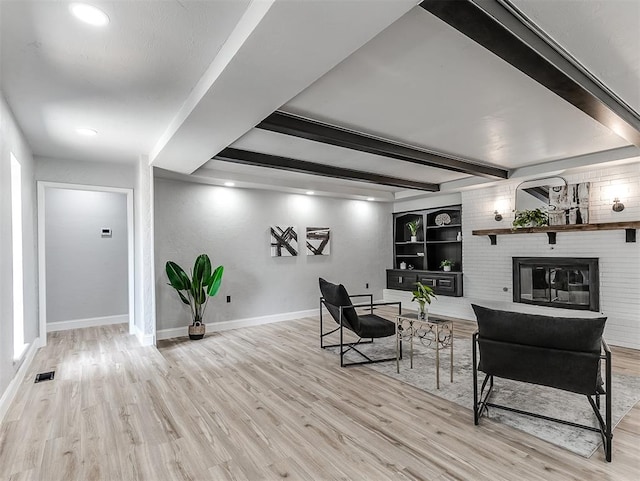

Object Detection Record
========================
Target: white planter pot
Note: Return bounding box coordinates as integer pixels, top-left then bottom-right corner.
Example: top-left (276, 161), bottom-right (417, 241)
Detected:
top-left (443, 266), bottom-right (451, 272)
top-left (410, 235), bottom-right (417, 242)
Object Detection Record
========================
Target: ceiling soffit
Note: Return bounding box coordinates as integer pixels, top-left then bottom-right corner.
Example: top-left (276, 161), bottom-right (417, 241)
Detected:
top-left (150, 0), bottom-right (417, 174)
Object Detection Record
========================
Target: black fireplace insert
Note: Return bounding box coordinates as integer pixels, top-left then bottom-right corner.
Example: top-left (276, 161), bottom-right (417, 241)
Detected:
top-left (513, 257), bottom-right (599, 311)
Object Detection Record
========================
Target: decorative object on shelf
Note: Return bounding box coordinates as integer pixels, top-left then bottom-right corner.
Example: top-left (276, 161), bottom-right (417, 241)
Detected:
top-left (456, 231), bottom-right (462, 241)
top-left (406, 219), bottom-right (421, 242)
top-left (512, 208), bottom-right (549, 228)
top-left (612, 197), bottom-right (625, 212)
top-left (435, 212), bottom-right (451, 226)
top-left (548, 182), bottom-right (590, 225)
top-left (407, 264), bottom-right (414, 270)
top-left (165, 254), bottom-right (224, 340)
top-left (494, 210), bottom-right (503, 222)
top-left (306, 227), bottom-right (330, 255)
top-left (400, 261), bottom-right (407, 270)
top-left (270, 225), bottom-right (298, 256)
top-left (440, 259), bottom-right (454, 272)
top-left (411, 281), bottom-right (436, 320)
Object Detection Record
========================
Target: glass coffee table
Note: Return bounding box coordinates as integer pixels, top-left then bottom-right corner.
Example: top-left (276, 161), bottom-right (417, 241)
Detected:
top-left (396, 313), bottom-right (453, 389)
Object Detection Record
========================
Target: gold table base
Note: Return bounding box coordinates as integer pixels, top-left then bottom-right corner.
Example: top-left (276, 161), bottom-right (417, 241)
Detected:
top-left (396, 313), bottom-right (453, 389)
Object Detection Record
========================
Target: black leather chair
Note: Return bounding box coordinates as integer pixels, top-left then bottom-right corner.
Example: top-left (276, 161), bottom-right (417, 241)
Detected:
top-left (319, 278), bottom-right (401, 367)
top-left (471, 304), bottom-right (612, 461)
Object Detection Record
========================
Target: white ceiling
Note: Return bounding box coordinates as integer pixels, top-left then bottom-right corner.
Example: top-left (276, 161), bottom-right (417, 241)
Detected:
top-left (511, 0), bottom-right (640, 114)
top-left (282, 6), bottom-right (630, 168)
top-left (1, 0), bottom-right (639, 200)
top-left (0, 0), bottom-right (250, 164)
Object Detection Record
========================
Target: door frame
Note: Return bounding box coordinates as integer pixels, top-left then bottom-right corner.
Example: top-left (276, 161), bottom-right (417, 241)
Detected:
top-left (37, 182), bottom-right (135, 345)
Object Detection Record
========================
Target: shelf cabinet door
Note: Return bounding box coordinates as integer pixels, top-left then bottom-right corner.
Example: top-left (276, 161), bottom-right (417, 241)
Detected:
top-left (418, 272), bottom-right (463, 297)
top-left (386, 270), bottom-right (418, 291)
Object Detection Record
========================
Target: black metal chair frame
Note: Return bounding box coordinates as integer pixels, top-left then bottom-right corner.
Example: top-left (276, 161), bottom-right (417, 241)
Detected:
top-left (320, 293), bottom-right (402, 367)
top-left (472, 332), bottom-right (613, 462)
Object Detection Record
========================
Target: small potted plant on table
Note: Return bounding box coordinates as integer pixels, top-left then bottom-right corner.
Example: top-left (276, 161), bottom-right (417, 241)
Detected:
top-left (166, 254), bottom-right (224, 340)
top-left (411, 281), bottom-right (436, 320)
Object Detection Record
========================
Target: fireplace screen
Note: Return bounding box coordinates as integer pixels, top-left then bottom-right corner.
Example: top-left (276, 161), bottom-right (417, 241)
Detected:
top-left (513, 257), bottom-right (599, 311)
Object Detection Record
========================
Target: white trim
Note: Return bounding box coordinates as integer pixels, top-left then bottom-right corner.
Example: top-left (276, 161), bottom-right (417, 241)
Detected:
top-left (156, 308), bottom-right (319, 341)
top-left (0, 338), bottom-right (41, 426)
top-left (37, 182), bottom-right (135, 345)
top-left (148, 165), bottom-right (157, 344)
top-left (47, 314), bottom-right (129, 332)
top-left (37, 182), bottom-right (46, 345)
top-left (11, 152), bottom-right (25, 358)
top-left (126, 192), bottom-right (135, 335)
top-left (134, 324), bottom-right (155, 346)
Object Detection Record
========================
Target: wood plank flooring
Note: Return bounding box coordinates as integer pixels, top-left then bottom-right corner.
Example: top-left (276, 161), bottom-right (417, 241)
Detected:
top-left (0, 314), bottom-right (638, 480)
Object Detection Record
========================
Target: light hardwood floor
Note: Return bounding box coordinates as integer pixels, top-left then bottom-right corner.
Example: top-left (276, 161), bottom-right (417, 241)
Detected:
top-left (1, 313), bottom-right (638, 480)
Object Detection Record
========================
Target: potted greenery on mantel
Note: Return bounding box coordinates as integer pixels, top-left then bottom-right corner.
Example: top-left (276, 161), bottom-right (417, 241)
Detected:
top-left (512, 208), bottom-right (549, 228)
top-left (166, 254), bottom-right (224, 340)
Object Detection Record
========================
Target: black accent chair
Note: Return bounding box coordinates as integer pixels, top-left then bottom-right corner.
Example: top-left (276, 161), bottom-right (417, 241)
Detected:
top-left (319, 278), bottom-right (401, 367)
top-left (471, 304), bottom-right (612, 462)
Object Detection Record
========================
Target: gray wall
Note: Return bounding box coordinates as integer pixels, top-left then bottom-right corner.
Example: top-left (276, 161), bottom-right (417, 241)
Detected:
top-left (45, 188), bottom-right (128, 323)
top-left (154, 178), bottom-right (393, 331)
top-left (0, 92), bottom-right (39, 399)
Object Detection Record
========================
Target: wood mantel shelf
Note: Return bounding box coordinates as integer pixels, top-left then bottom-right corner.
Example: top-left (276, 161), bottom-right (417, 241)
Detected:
top-left (472, 221), bottom-right (640, 245)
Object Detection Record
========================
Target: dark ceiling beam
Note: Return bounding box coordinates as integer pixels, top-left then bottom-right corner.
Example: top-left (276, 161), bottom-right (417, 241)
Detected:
top-left (215, 148), bottom-right (440, 192)
top-left (420, 0), bottom-right (640, 147)
top-left (257, 111), bottom-right (509, 179)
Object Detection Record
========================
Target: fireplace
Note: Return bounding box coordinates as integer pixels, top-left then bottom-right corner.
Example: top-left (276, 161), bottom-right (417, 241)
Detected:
top-left (513, 257), bottom-right (599, 311)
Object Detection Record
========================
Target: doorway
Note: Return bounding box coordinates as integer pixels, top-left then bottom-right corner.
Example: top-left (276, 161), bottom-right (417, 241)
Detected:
top-left (37, 182), bottom-right (134, 344)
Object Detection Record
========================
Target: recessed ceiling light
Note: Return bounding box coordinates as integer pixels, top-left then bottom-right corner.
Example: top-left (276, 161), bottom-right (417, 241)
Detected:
top-left (70, 3), bottom-right (110, 26)
top-left (76, 127), bottom-right (98, 136)
top-left (224, 182), bottom-right (235, 187)
top-left (366, 197), bottom-right (375, 201)
top-left (306, 191), bottom-right (315, 195)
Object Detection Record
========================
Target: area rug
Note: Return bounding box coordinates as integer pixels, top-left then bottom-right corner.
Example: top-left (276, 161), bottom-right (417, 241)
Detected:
top-left (334, 336), bottom-right (640, 458)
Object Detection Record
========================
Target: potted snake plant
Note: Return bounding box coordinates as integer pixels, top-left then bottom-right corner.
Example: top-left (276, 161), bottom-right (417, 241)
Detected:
top-left (166, 254), bottom-right (224, 340)
top-left (407, 219), bottom-right (421, 242)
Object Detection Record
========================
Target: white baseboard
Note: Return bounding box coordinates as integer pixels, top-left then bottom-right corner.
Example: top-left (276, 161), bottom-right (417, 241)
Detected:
top-left (47, 314), bottom-right (128, 332)
top-left (134, 324), bottom-right (155, 346)
top-left (156, 308), bottom-right (319, 341)
top-left (0, 337), bottom-right (41, 426)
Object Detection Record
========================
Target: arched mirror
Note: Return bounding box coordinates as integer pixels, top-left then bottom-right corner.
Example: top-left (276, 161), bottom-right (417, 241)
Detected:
top-left (515, 176), bottom-right (568, 227)
top-left (515, 176), bottom-right (567, 211)
top-left (515, 176), bottom-right (591, 226)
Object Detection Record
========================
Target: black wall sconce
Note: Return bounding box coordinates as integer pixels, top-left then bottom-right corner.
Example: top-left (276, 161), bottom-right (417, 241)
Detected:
top-left (612, 198), bottom-right (625, 212)
top-left (494, 210), bottom-right (503, 221)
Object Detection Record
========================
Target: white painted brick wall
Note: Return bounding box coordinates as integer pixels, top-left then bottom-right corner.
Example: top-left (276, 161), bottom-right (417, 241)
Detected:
top-left (390, 161), bottom-right (640, 350)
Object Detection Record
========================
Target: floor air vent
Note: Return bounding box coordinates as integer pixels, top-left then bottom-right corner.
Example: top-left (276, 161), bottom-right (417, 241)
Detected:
top-left (35, 371), bottom-right (55, 383)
